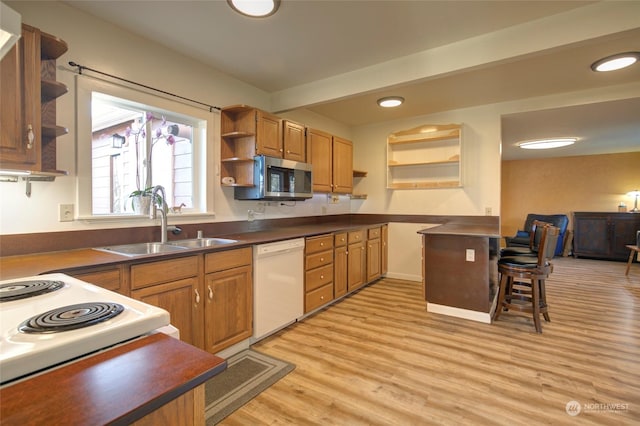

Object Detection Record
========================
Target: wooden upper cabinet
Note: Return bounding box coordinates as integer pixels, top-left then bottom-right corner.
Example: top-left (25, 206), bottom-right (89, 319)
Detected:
top-left (306, 128), bottom-right (333, 193)
top-left (1, 25), bottom-right (40, 169)
top-left (332, 136), bottom-right (353, 194)
top-left (255, 110), bottom-right (282, 157)
top-left (283, 120), bottom-right (306, 162)
top-left (0, 24), bottom-right (68, 174)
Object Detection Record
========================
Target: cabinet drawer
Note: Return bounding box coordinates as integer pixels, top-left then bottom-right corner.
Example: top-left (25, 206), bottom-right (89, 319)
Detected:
top-left (305, 249), bottom-right (333, 270)
top-left (305, 283), bottom-right (333, 313)
top-left (305, 263), bottom-right (333, 291)
top-left (205, 247), bottom-right (252, 273)
top-left (334, 232), bottom-right (347, 247)
top-left (131, 256), bottom-right (199, 289)
top-left (348, 230), bottom-right (365, 244)
top-left (68, 267), bottom-right (126, 294)
top-left (306, 234), bottom-right (333, 254)
top-left (368, 227), bottom-right (381, 239)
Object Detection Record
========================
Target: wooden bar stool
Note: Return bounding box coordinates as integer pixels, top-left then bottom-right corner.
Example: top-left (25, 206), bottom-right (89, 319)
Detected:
top-left (493, 225), bottom-right (559, 333)
top-left (626, 245), bottom-right (640, 276)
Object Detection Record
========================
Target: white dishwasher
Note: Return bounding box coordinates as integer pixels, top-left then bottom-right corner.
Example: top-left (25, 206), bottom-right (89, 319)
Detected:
top-left (252, 238), bottom-right (305, 342)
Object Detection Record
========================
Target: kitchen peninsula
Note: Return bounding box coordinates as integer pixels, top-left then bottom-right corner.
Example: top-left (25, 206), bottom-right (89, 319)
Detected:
top-left (419, 222), bottom-right (500, 323)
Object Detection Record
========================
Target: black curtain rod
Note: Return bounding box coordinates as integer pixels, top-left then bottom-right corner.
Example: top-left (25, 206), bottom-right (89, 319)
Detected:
top-left (68, 61), bottom-right (221, 112)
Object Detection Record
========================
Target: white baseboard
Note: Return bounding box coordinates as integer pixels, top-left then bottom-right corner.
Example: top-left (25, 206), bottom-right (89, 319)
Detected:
top-left (385, 271), bottom-right (422, 282)
top-left (427, 303), bottom-right (493, 324)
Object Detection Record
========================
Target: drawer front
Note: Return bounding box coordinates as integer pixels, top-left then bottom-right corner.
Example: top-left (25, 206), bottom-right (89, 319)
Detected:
top-left (305, 263), bottom-right (333, 291)
top-left (306, 234), bottom-right (333, 254)
top-left (348, 230), bottom-right (365, 244)
top-left (205, 247), bottom-right (252, 273)
top-left (131, 256), bottom-right (199, 289)
top-left (305, 283), bottom-right (333, 313)
top-left (334, 232), bottom-right (347, 247)
top-left (69, 267), bottom-right (125, 294)
top-left (368, 227), bottom-right (381, 239)
top-left (305, 249), bottom-right (333, 270)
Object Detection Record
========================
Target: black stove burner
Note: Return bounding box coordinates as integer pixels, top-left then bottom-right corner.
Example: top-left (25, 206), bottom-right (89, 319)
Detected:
top-left (19, 302), bottom-right (125, 334)
top-left (0, 280), bottom-right (65, 302)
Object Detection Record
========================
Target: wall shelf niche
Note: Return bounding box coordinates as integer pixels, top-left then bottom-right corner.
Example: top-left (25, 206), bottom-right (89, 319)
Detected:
top-left (386, 123), bottom-right (462, 189)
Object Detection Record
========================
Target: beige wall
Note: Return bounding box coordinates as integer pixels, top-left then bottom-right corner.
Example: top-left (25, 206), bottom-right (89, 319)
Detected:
top-left (501, 152), bottom-right (640, 239)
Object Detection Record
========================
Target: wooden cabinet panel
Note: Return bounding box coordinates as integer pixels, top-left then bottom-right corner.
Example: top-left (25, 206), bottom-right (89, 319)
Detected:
top-left (205, 247), bottom-right (252, 273)
top-left (305, 283), bottom-right (333, 313)
top-left (367, 233), bottom-right (381, 282)
top-left (305, 249), bottom-right (333, 270)
top-left (283, 120), bottom-right (306, 162)
top-left (332, 136), bottom-right (353, 194)
top-left (132, 277), bottom-right (200, 346)
top-left (334, 232), bottom-right (347, 247)
top-left (204, 264), bottom-right (253, 353)
top-left (130, 256), bottom-right (199, 289)
top-left (334, 245), bottom-right (348, 298)
top-left (381, 224), bottom-right (388, 276)
top-left (306, 128), bottom-right (333, 193)
top-left (305, 234), bottom-right (333, 254)
top-left (574, 212), bottom-right (640, 261)
top-left (256, 110), bottom-right (282, 157)
top-left (67, 265), bottom-right (128, 295)
top-left (348, 230), bottom-right (365, 244)
top-left (305, 263), bottom-right (333, 292)
top-left (347, 239), bottom-right (365, 291)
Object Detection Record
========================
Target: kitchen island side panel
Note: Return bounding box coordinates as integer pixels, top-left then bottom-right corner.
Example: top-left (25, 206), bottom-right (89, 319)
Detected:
top-left (424, 234), bottom-right (496, 313)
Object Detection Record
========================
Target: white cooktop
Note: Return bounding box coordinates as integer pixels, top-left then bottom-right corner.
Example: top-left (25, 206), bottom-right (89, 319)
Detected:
top-left (0, 273), bottom-right (170, 385)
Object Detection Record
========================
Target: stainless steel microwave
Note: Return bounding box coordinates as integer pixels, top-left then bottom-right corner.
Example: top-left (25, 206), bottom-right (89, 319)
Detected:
top-left (234, 155), bottom-right (313, 201)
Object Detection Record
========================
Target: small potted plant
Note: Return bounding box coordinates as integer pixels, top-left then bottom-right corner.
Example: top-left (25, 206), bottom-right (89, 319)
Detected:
top-left (126, 113), bottom-right (176, 214)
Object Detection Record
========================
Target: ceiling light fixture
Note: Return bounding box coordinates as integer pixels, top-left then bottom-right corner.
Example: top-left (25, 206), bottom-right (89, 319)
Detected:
top-left (227, 0), bottom-right (280, 18)
top-left (377, 96), bottom-right (404, 108)
top-left (518, 138), bottom-right (577, 150)
top-left (591, 52), bottom-right (640, 72)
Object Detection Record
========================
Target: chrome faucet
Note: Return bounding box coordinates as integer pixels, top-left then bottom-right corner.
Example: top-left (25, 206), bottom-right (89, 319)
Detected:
top-left (150, 185), bottom-right (169, 243)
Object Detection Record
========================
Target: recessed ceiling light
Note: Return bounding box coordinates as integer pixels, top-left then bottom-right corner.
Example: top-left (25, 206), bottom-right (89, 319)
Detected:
top-left (228, 0), bottom-right (280, 18)
top-left (518, 138), bottom-right (577, 150)
top-left (591, 52), bottom-right (640, 72)
top-left (377, 96), bottom-right (404, 108)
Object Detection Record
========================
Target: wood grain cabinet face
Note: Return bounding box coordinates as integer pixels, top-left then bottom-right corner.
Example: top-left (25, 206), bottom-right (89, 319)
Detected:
top-left (306, 128), bottom-right (353, 194)
top-left (256, 110), bottom-right (283, 158)
top-left (347, 230), bottom-right (366, 292)
top-left (66, 265), bottom-right (129, 296)
top-left (283, 120), bottom-right (306, 162)
top-left (304, 234), bottom-right (334, 313)
top-left (366, 227), bottom-right (382, 282)
top-left (0, 24), bottom-right (68, 174)
top-left (130, 256), bottom-right (202, 347)
top-left (204, 247), bottom-right (253, 353)
top-left (573, 212), bottom-right (640, 261)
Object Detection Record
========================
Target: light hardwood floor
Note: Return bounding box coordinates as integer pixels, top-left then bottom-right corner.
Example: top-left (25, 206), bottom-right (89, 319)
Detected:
top-left (224, 257), bottom-right (640, 425)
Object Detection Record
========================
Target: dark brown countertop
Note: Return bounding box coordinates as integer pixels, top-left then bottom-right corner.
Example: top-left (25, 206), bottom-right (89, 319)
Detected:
top-left (0, 222), bottom-right (387, 280)
top-left (418, 222), bottom-right (500, 238)
top-left (0, 333), bottom-right (226, 425)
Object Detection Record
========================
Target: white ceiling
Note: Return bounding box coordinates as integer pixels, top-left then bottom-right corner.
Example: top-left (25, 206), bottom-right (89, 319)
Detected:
top-left (63, 0), bottom-right (640, 160)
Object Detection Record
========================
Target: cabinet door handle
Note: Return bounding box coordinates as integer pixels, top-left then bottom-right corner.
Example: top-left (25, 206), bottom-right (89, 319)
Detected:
top-left (208, 285), bottom-right (213, 300)
top-left (195, 288), bottom-right (200, 304)
top-left (320, 257), bottom-right (324, 261)
top-left (26, 124), bottom-right (34, 149)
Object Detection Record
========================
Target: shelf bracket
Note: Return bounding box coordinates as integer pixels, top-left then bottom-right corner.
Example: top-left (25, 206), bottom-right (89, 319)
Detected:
top-left (22, 176), bottom-right (56, 197)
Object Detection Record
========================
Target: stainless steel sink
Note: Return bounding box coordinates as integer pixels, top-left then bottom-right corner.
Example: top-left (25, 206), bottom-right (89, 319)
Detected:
top-left (168, 238), bottom-right (238, 248)
top-left (94, 238), bottom-right (238, 256)
top-left (94, 242), bottom-right (189, 257)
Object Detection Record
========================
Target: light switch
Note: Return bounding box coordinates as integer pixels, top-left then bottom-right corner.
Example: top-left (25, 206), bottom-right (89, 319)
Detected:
top-left (466, 248), bottom-right (475, 262)
top-left (58, 204), bottom-right (74, 222)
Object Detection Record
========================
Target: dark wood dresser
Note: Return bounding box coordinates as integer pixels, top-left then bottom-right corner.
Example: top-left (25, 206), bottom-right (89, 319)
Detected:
top-left (573, 212), bottom-right (640, 261)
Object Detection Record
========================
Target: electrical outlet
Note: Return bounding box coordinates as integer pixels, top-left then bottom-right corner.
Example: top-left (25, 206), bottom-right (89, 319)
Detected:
top-left (465, 248), bottom-right (475, 262)
top-left (485, 207), bottom-right (492, 216)
top-left (58, 204), bottom-right (74, 222)
top-left (247, 209), bottom-right (255, 222)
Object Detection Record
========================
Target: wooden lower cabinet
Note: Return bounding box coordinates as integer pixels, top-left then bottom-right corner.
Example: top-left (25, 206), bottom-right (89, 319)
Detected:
top-left (204, 248), bottom-right (253, 353)
top-left (334, 232), bottom-right (348, 298)
top-left (366, 227), bottom-right (382, 282)
top-left (133, 384), bottom-right (205, 426)
top-left (130, 256), bottom-right (202, 347)
top-left (66, 264), bottom-right (129, 296)
top-left (304, 234), bottom-right (334, 313)
top-left (573, 212), bottom-right (640, 261)
top-left (347, 230), bottom-right (366, 291)
top-left (381, 224), bottom-right (388, 275)
top-left (132, 277), bottom-right (201, 347)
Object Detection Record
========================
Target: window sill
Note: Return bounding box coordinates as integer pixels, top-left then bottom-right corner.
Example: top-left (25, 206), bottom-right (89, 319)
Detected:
top-left (76, 212), bottom-right (216, 223)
